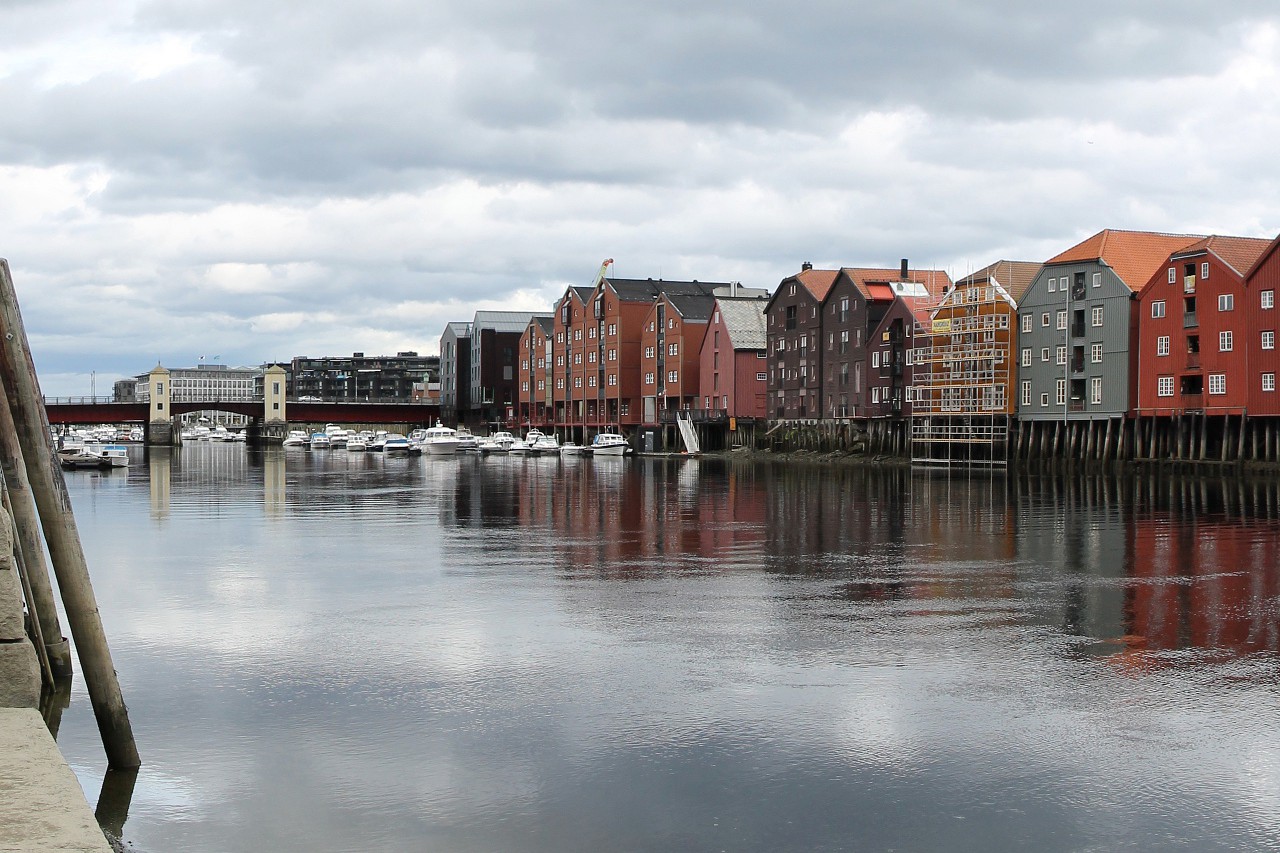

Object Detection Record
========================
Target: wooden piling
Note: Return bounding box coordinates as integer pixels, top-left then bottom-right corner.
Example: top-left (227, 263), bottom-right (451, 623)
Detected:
top-left (0, 259), bottom-right (140, 770)
top-left (0, 380), bottom-right (71, 676)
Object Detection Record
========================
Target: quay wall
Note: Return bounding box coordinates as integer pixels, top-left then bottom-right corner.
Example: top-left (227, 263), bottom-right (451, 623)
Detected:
top-left (0, 501), bottom-right (39, 709)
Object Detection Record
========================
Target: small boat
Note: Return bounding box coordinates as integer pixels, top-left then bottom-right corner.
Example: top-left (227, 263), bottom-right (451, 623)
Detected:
top-left (368, 431), bottom-right (389, 452)
top-left (590, 432), bottom-right (629, 456)
top-left (455, 427), bottom-right (480, 453)
top-left (59, 443), bottom-right (129, 470)
top-left (327, 426), bottom-right (350, 448)
top-left (383, 433), bottom-right (411, 453)
top-left (309, 432), bottom-right (331, 449)
top-left (346, 433), bottom-right (369, 452)
top-left (478, 432), bottom-right (516, 454)
top-left (420, 421), bottom-right (460, 455)
top-left (531, 432), bottom-right (560, 454)
top-left (210, 425), bottom-right (232, 441)
top-left (560, 442), bottom-right (592, 456)
top-left (231, 430), bottom-right (247, 442)
top-left (281, 430), bottom-right (310, 448)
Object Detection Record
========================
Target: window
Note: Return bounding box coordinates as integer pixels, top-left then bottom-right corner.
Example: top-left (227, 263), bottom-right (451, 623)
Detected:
top-left (1091, 343), bottom-right (1103, 363)
top-left (1091, 306), bottom-right (1103, 327)
top-left (668, 370), bottom-right (678, 384)
top-left (1055, 379), bottom-right (1066, 406)
top-left (756, 372), bottom-right (767, 381)
top-left (1056, 310), bottom-right (1067, 330)
top-left (644, 346), bottom-right (654, 359)
top-left (1157, 336), bottom-right (1170, 356)
top-left (1041, 347), bottom-right (1050, 362)
top-left (1056, 345), bottom-right (1066, 366)
top-left (1201, 262), bottom-right (1210, 279)
top-left (1040, 392), bottom-right (1049, 407)
top-left (587, 376), bottom-right (596, 387)
top-left (1219, 293), bottom-right (1234, 311)
top-left (1092, 272), bottom-right (1101, 288)
top-left (1168, 267), bottom-right (1176, 284)
top-left (1021, 381), bottom-right (1031, 406)
top-left (1022, 314), bottom-right (1032, 332)
top-left (1152, 301), bottom-right (1166, 319)
top-left (1021, 348), bottom-right (1031, 367)
top-left (608, 374), bottom-right (617, 386)
top-left (1209, 374), bottom-right (1226, 396)
top-left (644, 372), bottom-right (654, 384)
top-left (608, 323), bottom-right (616, 336)
top-left (1048, 277), bottom-right (1057, 293)
top-left (872, 387), bottom-right (880, 403)
top-left (1264, 331), bottom-right (1276, 350)
top-left (1157, 376), bottom-right (1174, 397)
top-left (1220, 331), bottom-right (1233, 352)
top-left (1041, 312), bottom-right (1050, 327)
top-left (608, 349), bottom-right (616, 361)
top-left (588, 351), bottom-right (596, 363)
top-left (668, 343), bottom-right (678, 356)
top-left (1090, 377), bottom-right (1102, 405)
top-left (1263, 291), bottom-right (1275, 310)
top-left (1264, 373), bottom-right (1276, 392)
top-left (872, 352), bottom-right (880, 368)
top-left (588, 327), bottom-right (596, 339)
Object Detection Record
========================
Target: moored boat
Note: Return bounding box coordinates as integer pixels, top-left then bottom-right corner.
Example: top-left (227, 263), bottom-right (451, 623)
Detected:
top-left (590, 432), bottom-right (629, 456)
top-left (383, 433), bottom-right (411, 453)
top-left (282, 430), bottom-right (310, 447)
top-left (421, 421), bottom-right (461, 455)
top-left (59, 443), bottom-right (129, 470)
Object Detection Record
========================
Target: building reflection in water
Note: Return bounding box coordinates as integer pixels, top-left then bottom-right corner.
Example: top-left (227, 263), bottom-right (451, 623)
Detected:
top-left (148, 448), bottom-right (172, 520)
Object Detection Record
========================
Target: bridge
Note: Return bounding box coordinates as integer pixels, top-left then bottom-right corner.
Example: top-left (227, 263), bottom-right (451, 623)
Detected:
top-left (44, 365), bottom-right (440, 445)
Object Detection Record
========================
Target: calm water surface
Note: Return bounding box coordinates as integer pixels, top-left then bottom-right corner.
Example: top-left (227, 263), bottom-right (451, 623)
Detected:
top-left (53, 444), bottom-right (1280, 852)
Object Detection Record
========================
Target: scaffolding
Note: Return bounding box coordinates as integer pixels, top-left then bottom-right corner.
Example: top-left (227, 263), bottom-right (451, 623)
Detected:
top-left (910, 282), bottom-right (1014, 467)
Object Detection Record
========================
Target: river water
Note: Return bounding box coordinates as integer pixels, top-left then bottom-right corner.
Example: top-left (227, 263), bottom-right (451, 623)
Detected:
top-left (52, 444), bottom-right (1280, 852)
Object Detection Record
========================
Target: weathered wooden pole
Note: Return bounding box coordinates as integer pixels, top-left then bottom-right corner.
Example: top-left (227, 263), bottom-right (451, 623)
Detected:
top-left (0, 369), bottom-right (72, 676)
top-left (0, 259), bottom-right (140, 770)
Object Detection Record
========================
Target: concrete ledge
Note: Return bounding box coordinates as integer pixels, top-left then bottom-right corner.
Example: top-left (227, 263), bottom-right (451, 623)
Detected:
top-left (0, 707), bottom-right (110, 852)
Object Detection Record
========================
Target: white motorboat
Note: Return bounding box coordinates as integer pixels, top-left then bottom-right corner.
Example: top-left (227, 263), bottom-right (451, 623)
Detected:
top-left (383, 433), bottom-right (411, 453)
top-left (281, 430), bottom-right (310, 447)
top-left (368, 431), bottom-right (389, 452)
top-left (326, 425), bottom-right (350, 447)
top-left (346, 433), bottom-right (369, 452)
top-left (531, 432), bottom-right (560, 454)
top-left (59, 443), bottom-right (129, 470)
top-left (419, 421), bottom-right (460, 455)
top-left (560, 442), bottom-right (592, 456)
top-left (455, 427), bottom-right (480, 453)
top-left (590, 432), bottom-right (629, 456)
top-left (310, 431), bottom-right (331, 449)
top-left (478, 432), bottom-right (516, 453)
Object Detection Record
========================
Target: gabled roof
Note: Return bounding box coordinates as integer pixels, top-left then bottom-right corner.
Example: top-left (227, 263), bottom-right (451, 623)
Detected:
top-left (605, 278), bottom-right (726, 302)
top-left (1170, 235), bottom-right (1272, 278)
top-left (665, 293), bottom-right (717, 324)
top-left (442, 321), bottom-right (471, 339)
top-left (833, 267), bottom-right (953, 302)
top-left (794, 268), bottom-right (840, 302)
top-left (715, 297), bottom-right (768, 350)
top-left (572, 286), bottom-right (595, 302)
top-left (534, 315), bottom-right (554, 334)
top-left (1044, 229), bottom-right (1202, 291)
top-left (955, 260), bottom-right (1042, 302)
top-left (1245, 232), bottom-right (1280, 281)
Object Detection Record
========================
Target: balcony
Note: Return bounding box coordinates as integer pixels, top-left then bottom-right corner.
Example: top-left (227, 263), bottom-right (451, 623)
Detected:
top-left (1183, 312), bottom-right (1198, 329)
top-left (1071, 357), bottom-right (1085, 374)
top-left (1068, 399), bottom-right (1085, 413)
top-left (1185, 353), bottom-right (1201, 370)
top-left (1071, 321), bottom-right (1086, 338)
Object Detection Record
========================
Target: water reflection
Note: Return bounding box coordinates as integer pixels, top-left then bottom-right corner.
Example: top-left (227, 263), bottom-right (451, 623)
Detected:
top-left (55, 449), bottom-right (1280, 853)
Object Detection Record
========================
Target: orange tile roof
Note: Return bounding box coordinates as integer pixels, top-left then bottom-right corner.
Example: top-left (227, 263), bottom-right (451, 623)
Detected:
top-left (1172, 235), bottom-right (1273, 278)
top-left (795, 268), bottom-right (839, 302)
top-left (837, 267), bottom-right (953, 301)
top-left (1045, 229), bottom-right (1203, 291)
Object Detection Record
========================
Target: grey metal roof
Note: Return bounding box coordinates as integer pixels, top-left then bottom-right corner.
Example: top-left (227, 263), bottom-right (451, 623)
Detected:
top-left (442, 321), bottom-right (471, 340)
top-left (472, 311), bottom-right (544, 334)
top-left (716, 297), bottom-right (768, 350)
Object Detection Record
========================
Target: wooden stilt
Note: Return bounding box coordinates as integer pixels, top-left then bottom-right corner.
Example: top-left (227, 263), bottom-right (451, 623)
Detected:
top-left (0, 260), bottom-right (140, 770)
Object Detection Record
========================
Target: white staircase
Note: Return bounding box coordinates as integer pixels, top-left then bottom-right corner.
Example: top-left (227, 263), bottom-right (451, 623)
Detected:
top-left (675, 410), bottom-right (700, 454)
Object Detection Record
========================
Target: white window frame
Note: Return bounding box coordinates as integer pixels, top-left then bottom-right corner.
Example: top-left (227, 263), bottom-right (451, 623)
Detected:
top-left (1092, 272), bottom-right (1102, 288)
top-left (1264, 373), bottom-right (1276, 392)
top-left (1041, 347), bottom-right (1050, 362)
top-left (1090, 376), bottom-right (1102, 405)
top-left (1055, 379), bottom-right (1066, 406)
top-left (1265, 331), bottom-right (1276, 350)
top-left (1021, 381), bottom-right (1031, 406)
top-left (1021, 348), bottom-right (1031, 367)
top-left (1157, 376), bottom-right (1174, 397)
top-left (1048, 277), bottom-right (1057, 293)
top-left (1040, 392), bottom-right (1049, 407)
top-left (1157, 336), bottom-right (1170, 357)
top-left (1056, 345), bottom-right (1066, 366)
top-left (1220, 330), bottom-right (1233, 352)
top-left (1041, 312), bottom-right (1050, 327)
top-left (1091, 306), bottom-right (1103, 327)
top-left (1091, 343), bottom-right (1103, 363)
top-left (1056, 310), bottom-right (1067, 331)
top-left (1152, 301), bottom-right (1166, 319)
top-left (1263, 290), bottom-right (1275, 310)
top-left (756, 372), bottom-right (767, 381)
top-left (1168, 267), bottom-right (1176, 284)
top-left (1022, 314), bottom-right (1032, 333)
top-left (1201, 262), bottom-right (1210, 279)
top-left (1219, 293), bottom-right (1234, 312)
top-left (1209, 374), bottom-right (1226, 396)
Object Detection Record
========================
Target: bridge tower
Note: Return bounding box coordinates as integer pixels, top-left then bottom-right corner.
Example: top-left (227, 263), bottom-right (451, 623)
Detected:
top-left (261, 364), bottom-right (288, 445)
top-left (145, 363), bottom-right (177, 446)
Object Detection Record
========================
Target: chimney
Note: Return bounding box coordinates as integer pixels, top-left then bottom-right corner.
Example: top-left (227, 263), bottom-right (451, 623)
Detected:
top-left (900, 259), bottom-right (909, 280)
top-left (801, 261), bottom-right (813, 271)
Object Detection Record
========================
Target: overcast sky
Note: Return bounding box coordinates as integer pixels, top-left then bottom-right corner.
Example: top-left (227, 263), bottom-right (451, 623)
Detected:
top-left (5, 1), bottom-right (1280, 395)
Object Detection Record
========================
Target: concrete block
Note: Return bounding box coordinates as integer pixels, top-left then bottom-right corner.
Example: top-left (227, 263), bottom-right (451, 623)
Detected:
top-left (0, 641), bottom-right (40, 708)
top-left (0, 708), bottom-right (112, 852)
top-left (0, 563), bottom-right (26, 640)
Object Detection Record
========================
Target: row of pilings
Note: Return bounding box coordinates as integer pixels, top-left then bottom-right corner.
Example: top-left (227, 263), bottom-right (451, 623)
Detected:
top-left (762, 415), bottom-right (1280, 470)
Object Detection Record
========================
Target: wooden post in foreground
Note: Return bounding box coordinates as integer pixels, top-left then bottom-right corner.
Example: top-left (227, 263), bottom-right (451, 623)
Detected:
top-left (0, 258), bottom-right (139, 770)
top-left (0, 369), bottom-right (73, 676)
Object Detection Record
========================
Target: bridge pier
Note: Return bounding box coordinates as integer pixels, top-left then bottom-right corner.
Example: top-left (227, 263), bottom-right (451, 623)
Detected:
top-left (145, 365), bottom-right (178, 447)
top-left (256, 365), bottom-right (289, 446)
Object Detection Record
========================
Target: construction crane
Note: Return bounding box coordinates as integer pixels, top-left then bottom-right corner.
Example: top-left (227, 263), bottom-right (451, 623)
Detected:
top-left (591, 259), bottom-right (613, 288)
